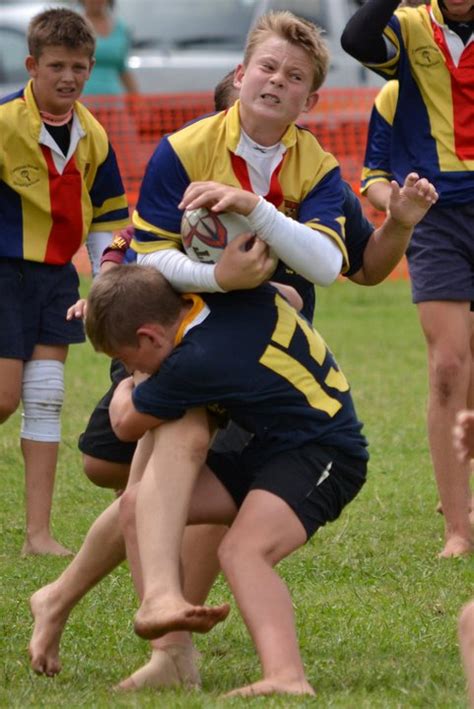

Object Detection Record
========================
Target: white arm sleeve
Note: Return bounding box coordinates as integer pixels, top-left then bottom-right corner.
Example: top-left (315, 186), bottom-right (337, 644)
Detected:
top-left (246, 197), bottom-right (343, 287)
top-left (86, 231), bottom-right (113, 278)
top-left (137, 249), bottom-right (225, 293)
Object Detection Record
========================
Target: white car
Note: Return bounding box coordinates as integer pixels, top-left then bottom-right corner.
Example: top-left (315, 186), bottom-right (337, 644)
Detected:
top-left (0, 0), bottom-right (380, 97)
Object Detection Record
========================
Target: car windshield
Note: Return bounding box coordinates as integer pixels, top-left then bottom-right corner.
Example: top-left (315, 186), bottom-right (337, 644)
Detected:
top-left (116, 0), bottom-right (328, 50)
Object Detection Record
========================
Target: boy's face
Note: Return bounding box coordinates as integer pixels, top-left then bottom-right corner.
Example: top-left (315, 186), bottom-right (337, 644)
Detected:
top-left (235, 35), bottom-right (318, 143)
top-left (110, 326), bottom-right (174, 376)
top-left (26, 45), bottom-right (94, 115)
top-left (440, 0), bottom-right (474, 20)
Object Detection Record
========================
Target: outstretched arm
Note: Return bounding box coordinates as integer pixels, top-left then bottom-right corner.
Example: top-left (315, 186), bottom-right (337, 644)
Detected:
top-left (341, 0), bottom-right (399, 63)
top-left (350, 173), bottom-right (438, 285)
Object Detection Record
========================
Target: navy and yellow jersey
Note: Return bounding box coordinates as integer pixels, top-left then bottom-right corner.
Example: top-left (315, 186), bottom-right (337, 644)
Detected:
top-left (132, 285), bottom-right (368, 465)
top-left (272, 182), bottom-right (373, 320)
top-left (360, 80), bottom-right (398, 195)
top-left (132, 99), bottom-right (348, 276)
top-left (362, 0), bottom-right (474, 205)
top-left (0, 81), bottom-right (129, 265)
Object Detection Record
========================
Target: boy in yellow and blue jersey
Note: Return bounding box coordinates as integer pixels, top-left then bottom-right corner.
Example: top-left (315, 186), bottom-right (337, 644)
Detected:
top-left (342, 0), bottom-right (474, 558)
top-left (0, 8), bottom-right (128, 556)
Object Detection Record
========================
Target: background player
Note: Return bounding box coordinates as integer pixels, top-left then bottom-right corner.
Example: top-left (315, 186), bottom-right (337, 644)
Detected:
top-left (0, 8), bottom-right (128, 556)
top-left (342, 0), bottom-right (474, 557)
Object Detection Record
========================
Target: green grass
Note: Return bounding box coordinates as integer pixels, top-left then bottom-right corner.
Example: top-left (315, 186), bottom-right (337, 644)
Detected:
top-left (1, 278), bottom-right (473, 708)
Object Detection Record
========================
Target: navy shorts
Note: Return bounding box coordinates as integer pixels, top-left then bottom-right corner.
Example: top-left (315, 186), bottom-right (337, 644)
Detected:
top-left (0, 258), bottom-right (84, 360)
top-left (406, 202), bottom-right (474, 304)
top-left (207, 442), bottom-right (367, 540)
top-left (78, 359), bottom-right (137, 464)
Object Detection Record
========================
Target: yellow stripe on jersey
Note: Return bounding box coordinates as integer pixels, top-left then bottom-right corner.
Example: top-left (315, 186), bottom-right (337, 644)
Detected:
top-left (131, 210), bottom-right (181, 252)
top-left (375, 80), bottom-right (399, 125)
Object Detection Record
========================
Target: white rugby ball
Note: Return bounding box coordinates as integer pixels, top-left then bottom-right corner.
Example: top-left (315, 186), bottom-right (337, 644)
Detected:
top-left (181, 207), bottom-right (252, 263)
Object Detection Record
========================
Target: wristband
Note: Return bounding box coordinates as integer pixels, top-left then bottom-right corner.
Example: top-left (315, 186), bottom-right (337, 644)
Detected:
top-left (100, 226), bottom-right (134, 267)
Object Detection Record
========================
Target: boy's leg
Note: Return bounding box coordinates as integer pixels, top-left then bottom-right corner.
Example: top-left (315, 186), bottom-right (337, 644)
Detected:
top-left (118, 521), bottom-right (227, 691)
top-left (29, 496), bottom-right (125, 675)
top-left (459, 600), bottom-right (474, 708)
top-left (217, 489), bottom-right (313, 697)
top-left (21, 344), bottom-right (72, 556)
top-left (417, 301), bottom-right (473, 557)
top-left (0, 357), bottom-right (22, 422)
top-left (132, 410), bottom-right (231, 639)
top-left (28, 434), bottom-right (153, 677)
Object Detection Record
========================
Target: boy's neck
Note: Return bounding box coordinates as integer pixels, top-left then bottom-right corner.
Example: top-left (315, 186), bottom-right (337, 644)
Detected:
top-left (238, 106), bottom-right (287, 147)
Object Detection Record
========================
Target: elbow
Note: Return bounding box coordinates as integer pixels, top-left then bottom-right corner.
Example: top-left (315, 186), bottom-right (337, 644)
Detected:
top-left (313, 256), bottom-right (343, 288)
top-left (340, 29), bottom-right (355, 56)
top-left (110, 414), bottom-right (142, 442)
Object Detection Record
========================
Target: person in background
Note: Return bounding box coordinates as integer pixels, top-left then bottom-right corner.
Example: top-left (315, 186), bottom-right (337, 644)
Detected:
top-left (342, 0), bottom-right (474, 558)
top-left (0, 8), bottom-right (129, 556)
top-left (80, 0), bottom-right (138, 97)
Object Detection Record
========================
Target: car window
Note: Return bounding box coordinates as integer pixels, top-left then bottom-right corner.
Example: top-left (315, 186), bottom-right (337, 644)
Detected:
top-left (117, 0), bottom-right (257, 50)
top-left (0, 27), bottom-right (28, 85)
top-left (264, 0), bottom-right (328, 32)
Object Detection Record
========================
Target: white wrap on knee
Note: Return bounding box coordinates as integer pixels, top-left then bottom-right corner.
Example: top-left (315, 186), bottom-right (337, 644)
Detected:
top-left (21, 360), bottom-right (65, 442)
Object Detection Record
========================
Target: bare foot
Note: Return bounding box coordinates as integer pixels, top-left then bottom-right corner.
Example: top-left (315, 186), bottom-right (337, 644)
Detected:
top-left (223, 678), bottom-right (315, 698)
top-left (116, 644), bottom-right (201, 691)
top-left (29, 585), bottom-right (70, 676)
top-left (134, 597), bottom-right (230, 640)
top-left (439, 535), bottom-right (473, 558)
top-left (22, 535), bottom-right (73, 557)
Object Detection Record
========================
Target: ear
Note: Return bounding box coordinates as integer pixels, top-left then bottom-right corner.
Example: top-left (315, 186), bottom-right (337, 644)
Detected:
top-left (137, 323), bottom-right (166, 347)
top-left (88, 57), bottom-right (96, 76)
top-left (301, 91), bottom-right (319, 114)
top-left (234, 63), bottom-right (245, 90)
top-left (25, 55), bottom-right (38, 78)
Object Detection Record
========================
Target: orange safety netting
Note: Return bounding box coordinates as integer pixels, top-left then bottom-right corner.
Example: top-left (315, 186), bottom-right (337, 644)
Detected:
top-left (74, 89), bottom-right (408, 280)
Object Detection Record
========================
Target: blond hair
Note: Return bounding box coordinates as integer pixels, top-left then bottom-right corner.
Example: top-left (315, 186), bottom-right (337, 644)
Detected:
top-left (28, 8), bottom-right (95, 60)
top-left (85, 265), bottom-right (183, 354)
top-left (244, 11), bottom-right (329, 92)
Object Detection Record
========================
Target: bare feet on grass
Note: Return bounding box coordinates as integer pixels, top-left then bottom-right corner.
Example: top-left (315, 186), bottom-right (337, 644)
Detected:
top-left (134, 596), bottom-right (230, 640)
top-left (116, 644), bottom-right (201, 691)
top-left (439, 534), bottom-right (473, 558)
top-left (29, 585), bottom-right (70, 676)
top-left (22, 534), bottom-right (73, 557)
top-left (223, 678), bottom-right (315, 698)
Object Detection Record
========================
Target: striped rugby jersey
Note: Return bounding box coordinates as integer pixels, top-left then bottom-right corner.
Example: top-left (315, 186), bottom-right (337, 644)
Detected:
top-left (0, 81), bottom-right (129, 264)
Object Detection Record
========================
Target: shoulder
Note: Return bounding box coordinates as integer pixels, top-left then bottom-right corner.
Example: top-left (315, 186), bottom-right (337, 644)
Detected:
top-left (74, 101), bottom-right (109, 153)
top-left (168, 111), bottom-right (224, 152)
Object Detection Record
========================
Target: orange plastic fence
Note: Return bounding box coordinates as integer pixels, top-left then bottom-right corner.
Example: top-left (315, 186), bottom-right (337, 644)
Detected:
top-left (74, 89), bottom-right (408, 280)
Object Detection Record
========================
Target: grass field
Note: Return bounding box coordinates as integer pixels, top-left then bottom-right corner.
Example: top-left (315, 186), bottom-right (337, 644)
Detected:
top-left (1, 278), bottom-right (473, 708)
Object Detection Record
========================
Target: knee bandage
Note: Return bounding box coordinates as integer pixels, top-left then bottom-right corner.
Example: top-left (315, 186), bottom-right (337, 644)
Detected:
top-left (21, 360), bottom-right (65, 442)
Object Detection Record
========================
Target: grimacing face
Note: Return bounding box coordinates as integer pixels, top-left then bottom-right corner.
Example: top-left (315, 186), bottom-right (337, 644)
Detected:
top-left (26, 46), bottom-right (93, 114)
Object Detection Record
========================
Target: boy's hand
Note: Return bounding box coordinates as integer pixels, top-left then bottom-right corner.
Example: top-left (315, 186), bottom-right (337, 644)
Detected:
top-left (388, 172), bottom-right (438, 228)
top-left (66, 298), bottom-right (87, 321)
top-left (179, 181), bottom-right (259, 216)
top-left (215, 233), bottom-right (277, 291)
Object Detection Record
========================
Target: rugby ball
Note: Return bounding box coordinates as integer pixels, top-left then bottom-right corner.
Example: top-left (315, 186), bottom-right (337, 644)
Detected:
top-left (181, 207), bottom-right (252, 263)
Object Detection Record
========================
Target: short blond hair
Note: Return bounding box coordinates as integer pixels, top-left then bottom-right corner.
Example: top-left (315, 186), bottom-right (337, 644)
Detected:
top-left (244, 11), bottom-right (329, 92)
